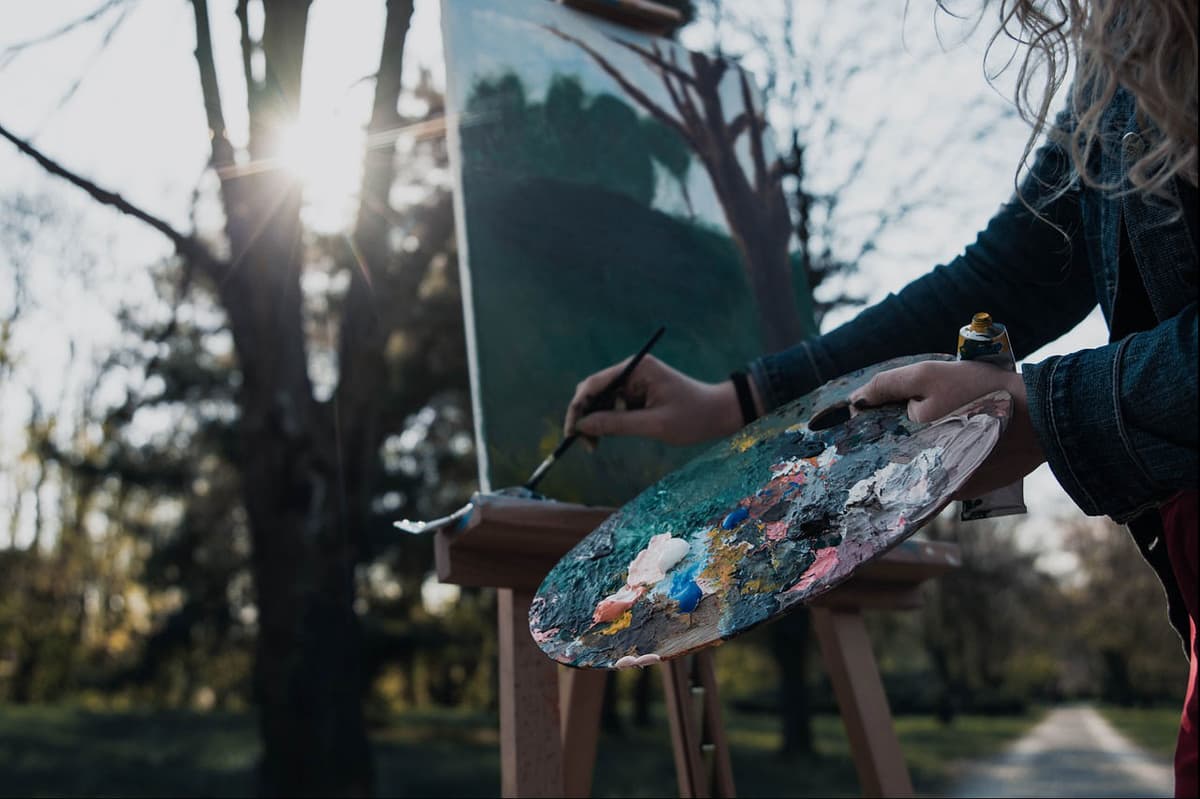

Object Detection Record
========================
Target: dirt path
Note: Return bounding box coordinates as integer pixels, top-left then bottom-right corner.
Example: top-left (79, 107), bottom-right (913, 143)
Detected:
top-left (946, 704), bottom-right (1173, 798)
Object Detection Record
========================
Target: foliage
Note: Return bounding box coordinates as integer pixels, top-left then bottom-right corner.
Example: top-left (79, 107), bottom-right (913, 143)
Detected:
top-left (464, 72), bottom-right (693, 208)
top-left (1061, 518), bottom-right (1188, 706)
top-left (1097, 705), bottom-right (1182, 760)
top-left (917, 515), bottom-right (1071, 719)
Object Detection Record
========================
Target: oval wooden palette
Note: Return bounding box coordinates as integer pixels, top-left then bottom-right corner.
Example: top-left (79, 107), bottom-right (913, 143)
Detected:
top-left (529, 354), bottom-right (1012, 669)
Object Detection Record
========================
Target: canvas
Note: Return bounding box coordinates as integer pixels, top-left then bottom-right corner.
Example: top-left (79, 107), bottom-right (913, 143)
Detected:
top-left (443, 0), bottom-right (817, 506)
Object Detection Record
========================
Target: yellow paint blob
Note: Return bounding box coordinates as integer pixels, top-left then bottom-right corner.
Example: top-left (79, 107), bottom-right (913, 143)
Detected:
top-left (742, 578), bottom-right (779, 595)
top-left (730, 431), bottom-right (758, 452)
top-left (700, 528), bottom-right (751, 591)
top-left (600, 610), bottom-right (633, 636)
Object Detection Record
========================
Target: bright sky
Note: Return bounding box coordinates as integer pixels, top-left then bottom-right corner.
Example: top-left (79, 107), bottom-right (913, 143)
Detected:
top-left (0, 0), bottom-right (1108, 569)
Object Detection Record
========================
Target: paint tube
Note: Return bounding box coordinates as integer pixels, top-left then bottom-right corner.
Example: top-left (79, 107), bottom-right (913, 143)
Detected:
top-left (957, 312), bottom-right (1027, 521)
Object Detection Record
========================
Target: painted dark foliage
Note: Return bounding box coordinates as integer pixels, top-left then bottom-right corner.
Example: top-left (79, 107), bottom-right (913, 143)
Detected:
top-left (545, 26), bottom-right (803, 352)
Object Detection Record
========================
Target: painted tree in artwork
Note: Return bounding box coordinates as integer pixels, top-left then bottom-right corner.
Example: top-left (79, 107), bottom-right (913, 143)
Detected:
top-left (545, 27), bottom-right (805, 352)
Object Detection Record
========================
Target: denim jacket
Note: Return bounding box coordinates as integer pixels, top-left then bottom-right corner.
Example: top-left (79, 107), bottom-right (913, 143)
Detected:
top-left (748, 86), bottom-right (1198, 645)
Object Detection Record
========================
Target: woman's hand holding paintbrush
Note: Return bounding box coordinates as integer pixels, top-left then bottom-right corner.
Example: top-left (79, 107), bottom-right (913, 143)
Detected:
top-left (526, 326), bottom-right (665, 490)
top-left (563, 346), bottom-right (752, 449)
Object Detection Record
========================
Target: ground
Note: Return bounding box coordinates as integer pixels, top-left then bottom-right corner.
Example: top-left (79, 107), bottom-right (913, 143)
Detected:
top-left (948, 704), bottom-right (1174, 798)
top-left (0, 704), bottom-right (1047, 797)
top-left (1, 702), bottom-right (1180, 796)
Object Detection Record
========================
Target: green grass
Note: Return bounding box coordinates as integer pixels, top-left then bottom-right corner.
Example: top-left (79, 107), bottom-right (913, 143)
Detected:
top-left (0, 703), bottom-right (1041, 797)
top-left (1098, 705), bottom-right (1181, 760)
top-left (895, 712), bottom-right (1045, 790)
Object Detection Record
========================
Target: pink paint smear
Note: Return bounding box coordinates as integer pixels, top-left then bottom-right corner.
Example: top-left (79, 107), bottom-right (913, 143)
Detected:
top-left (788, 547), bottom-right (839, 594)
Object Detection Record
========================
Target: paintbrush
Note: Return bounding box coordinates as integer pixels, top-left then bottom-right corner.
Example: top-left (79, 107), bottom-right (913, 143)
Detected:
top-left (523, 325), bottom-right (666, 492)
top-left (392, 327), bottom-right (666, 534)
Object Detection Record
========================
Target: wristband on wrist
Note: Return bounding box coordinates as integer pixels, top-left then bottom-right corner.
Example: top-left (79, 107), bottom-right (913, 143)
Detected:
top-left (729, 370), bottom-right (758, 426)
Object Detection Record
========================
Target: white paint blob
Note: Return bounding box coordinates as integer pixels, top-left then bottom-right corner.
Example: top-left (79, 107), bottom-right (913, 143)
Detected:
top-left (613, 653), bottom-right (662, 669)
top-left (593, 534), bottom-right (690, 624)
top-left (847, 447), bottom-right (943, 508)
top-left (626, 533), bottom-right (690, 586)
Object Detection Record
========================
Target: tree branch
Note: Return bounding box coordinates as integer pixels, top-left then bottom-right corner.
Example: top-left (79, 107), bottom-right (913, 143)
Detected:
top-left (235, 0), bottom-right (258, 107)
top-left (656, 49), bottom-right (706, 141)
top-left (608, 37), bottom-right (698, 88)
top-left (33, 4), bottom-right (134, 132)
top-left (824, 116), bottom-right (887, 199)
top-left (0, 0), bottom-right (128, 69)
top-left (726, 111), bottom-right (750, 141)
top-left (0, 122), bottom-right (226, 277)
top-left (738, 69), bottom-right (770, 196)
top-left (190, 0), bottom-right (235, 172)
top-left (542, 25), bottom-right (694, 148)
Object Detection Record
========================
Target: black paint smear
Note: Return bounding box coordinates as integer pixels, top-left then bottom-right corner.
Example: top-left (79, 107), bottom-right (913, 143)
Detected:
top-left (790, 435), bottom-right (827, 459)
top-left (759, 502), bottom-right (790, 523)
top-left (788, 514), bottom-right (840, 541)
top-left (815, 532), bottom-right (844, 550)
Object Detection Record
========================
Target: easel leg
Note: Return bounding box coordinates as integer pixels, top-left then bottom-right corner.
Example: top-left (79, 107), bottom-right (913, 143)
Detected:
top-left (811, 607), bottom-right (914, 798)
top-left (661, 652), bottom-right (736, 798)
top-left (498, 588), bottom-right (564, 797)
top-left (559, 667), bottom-right (606, 798)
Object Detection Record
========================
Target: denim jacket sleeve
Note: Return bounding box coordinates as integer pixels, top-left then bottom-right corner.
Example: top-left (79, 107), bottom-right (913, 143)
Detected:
top-left (748, 112), bottom-right (1097, 409)
top-left (1022, 305), bottom-right (1198, 522)
top-left (748, 107), bottom-right (1199, 521)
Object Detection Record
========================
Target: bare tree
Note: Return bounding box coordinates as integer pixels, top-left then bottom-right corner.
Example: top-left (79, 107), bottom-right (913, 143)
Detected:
top-left (545, 26), bottom-right (804, 351)
top-left (693, 0), bottom-right (1017, 327)
top-left (0, 0), bottom-right (440, 793)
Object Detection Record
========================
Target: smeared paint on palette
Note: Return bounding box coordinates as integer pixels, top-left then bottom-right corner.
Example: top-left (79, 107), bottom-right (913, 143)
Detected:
top-left (529, 354), bottom-right (1011, 669)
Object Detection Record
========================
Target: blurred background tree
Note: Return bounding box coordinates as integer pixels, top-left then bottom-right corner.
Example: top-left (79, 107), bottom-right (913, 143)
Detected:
top-left (1, 0), bottom-right (477, 793)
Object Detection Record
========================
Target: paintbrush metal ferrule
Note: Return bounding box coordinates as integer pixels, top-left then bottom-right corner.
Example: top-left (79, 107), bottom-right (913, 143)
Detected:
top-left (525, 434), bottom-right (576, 490)
top-left (520, 326), bottom-right (665, 491)
top-left (524, 454), bottom-right (556, 490)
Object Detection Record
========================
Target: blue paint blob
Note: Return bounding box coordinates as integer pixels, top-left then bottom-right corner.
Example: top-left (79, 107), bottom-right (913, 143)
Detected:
top-left (668, 567), bottom-right (702, 613)
top-left (675, 581), bottom-right (702, 613)
top-left (722, 506), bottom-right (749, 530)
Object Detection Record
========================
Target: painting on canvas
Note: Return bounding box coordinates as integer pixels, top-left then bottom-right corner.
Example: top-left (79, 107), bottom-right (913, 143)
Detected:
top-left (442, 0), bottom-right (817, 505)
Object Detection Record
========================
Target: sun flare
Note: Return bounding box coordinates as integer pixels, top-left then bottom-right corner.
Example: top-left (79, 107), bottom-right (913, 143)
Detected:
top-left (274, 115), bottom-right (363, 232)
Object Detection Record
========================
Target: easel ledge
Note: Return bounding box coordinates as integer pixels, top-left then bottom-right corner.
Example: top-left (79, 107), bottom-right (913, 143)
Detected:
top-left (558, 0), bottom-right (685, 36)
top-left (435, 492), bottom-right (961, 596)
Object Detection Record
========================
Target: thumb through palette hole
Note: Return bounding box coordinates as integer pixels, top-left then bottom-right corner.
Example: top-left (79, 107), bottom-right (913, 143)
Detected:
top-left (809, 403), bottom-right (851, 431)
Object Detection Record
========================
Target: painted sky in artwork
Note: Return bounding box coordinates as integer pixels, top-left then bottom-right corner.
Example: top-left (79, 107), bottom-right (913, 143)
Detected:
top-left (443, 0), bottom-right (771, 235)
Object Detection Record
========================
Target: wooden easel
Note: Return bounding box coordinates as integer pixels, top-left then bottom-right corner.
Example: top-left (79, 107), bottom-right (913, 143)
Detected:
top-left (434, 495), bottom-right (961, 797)
top-left (434, 494), bottom-right (734, 798)
top-left (440, 4), bottom-right (960, 795)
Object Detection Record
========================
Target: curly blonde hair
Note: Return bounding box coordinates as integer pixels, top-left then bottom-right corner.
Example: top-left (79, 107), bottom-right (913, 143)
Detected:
top-left (980, 0), bottom-right (1198, 199)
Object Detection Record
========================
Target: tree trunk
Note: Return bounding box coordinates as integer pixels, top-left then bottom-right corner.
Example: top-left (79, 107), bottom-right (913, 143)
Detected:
top-left (633, 667), bottom-right (654, 727)
top-left (188, 0), bottom-right (403, 790)
top-left (240, 402), bottom-right (372, 797)
top-left (217, 152), bottom-right (373, 793)
top-left (601, 672), bottom-right (623, 733)
top-left (769, 609), bottom-right (815, 755)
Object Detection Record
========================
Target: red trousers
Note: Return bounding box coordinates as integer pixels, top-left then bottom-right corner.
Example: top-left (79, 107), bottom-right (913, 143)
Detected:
top-left (1163, 489), bottom-right (1198, 799)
